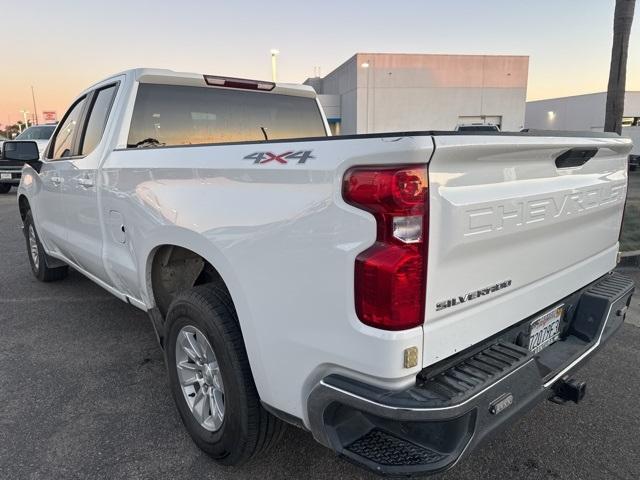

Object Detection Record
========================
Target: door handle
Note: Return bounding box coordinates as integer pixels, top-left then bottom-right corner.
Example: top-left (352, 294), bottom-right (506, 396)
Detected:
top-left (77, 177), bottom-right (94, 188)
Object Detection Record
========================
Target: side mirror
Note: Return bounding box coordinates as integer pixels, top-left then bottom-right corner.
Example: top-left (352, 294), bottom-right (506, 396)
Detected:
top-left (2, 141), bottom-right (40, 162)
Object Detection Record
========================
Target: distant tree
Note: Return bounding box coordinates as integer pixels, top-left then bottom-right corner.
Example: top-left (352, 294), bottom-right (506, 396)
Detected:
top-left (3, 122), bottom-right (24, 139)
top-left (605, 0), bottom-right (636, 134)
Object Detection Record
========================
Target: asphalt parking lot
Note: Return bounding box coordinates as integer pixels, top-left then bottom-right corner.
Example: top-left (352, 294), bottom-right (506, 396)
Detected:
top-left (1, 190), bottom-right (639, 480)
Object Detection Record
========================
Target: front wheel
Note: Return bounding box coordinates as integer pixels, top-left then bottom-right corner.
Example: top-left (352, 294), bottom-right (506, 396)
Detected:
top-left (23, 211), bottom-right (69, 282)
top-left (0, 184), bottom-right (11, 194)
top-left (165, 284), bottom-right (285, 465)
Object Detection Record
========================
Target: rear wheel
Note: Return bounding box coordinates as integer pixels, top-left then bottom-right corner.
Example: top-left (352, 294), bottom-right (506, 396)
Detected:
top-left (23, 211), bottom-right (69, 282)
top-left (165, 284), bottom-right (285, 465)
top-left (0, 184), bottom-right (11, 194)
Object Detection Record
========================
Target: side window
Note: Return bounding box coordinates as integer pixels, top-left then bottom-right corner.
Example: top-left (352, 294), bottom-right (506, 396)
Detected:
top-left (80, 85), bottom-right (117, 155)
top-left (50, 97), bottom-right (87, 159)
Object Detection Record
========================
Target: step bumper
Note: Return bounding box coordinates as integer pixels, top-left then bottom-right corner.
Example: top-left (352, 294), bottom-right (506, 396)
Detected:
top-left (306, 272), bottom-right (635, 476)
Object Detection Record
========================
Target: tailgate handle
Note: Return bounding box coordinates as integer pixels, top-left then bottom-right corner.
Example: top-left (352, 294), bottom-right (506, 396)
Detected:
top-left (555, 148), bottom-right (598, 169)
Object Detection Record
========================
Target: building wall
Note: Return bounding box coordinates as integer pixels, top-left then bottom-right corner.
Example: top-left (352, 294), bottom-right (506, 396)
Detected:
top-left (316, 55), bottom-right (359, 134)
top-left (307, 53), bottom-right (529, 134)
top-left (317, 94), bottom-right (341, 120)
top-left (525, 92), bottom-right (640, 131)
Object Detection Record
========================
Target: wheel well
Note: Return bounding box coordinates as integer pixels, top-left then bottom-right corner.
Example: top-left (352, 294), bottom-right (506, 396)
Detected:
top-left (18, 195), bottom-right (30, 221)
top-left (150, 245), bottom-right (227, 318)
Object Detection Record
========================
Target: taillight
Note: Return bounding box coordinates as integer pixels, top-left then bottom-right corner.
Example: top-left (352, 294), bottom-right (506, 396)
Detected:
top-left (343, 165), bottom-right (428, 330)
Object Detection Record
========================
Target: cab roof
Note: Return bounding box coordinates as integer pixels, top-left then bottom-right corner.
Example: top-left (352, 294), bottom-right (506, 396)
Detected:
top-left (82, 68), bottom-right (317, 98)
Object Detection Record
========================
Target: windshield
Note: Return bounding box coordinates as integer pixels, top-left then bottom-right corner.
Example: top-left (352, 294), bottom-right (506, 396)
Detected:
top-left (457, 125), bottom-right (499, 132)
top-left (16, 125), bottom-right (56, 140)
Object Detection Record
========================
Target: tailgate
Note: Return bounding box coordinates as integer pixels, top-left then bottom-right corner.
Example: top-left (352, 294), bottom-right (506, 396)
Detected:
top-left (423, 134), bottom-right (632, 367)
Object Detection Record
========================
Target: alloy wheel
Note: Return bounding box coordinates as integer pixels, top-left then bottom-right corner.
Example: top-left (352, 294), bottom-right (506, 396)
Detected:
top-left (175, 325), bottom-right (225, 431)
top-left (28, 225), bottom-right (39, 270)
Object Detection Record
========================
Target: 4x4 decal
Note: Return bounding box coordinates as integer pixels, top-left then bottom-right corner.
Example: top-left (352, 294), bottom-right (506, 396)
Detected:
top-left (243, 150), bottom-right (314, 165)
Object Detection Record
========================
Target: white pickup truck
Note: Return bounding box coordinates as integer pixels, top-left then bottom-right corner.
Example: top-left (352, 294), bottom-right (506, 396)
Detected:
top-left (12, 69), bottom-right (635, 476)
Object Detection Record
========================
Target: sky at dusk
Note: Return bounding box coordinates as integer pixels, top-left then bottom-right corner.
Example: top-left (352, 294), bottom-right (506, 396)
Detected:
top-left (1, 0), bottom-right (639, 126)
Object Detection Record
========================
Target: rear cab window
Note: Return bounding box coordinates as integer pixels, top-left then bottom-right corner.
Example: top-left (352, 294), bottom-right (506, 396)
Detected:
top-left (127, 84), bottom-right (327, 148)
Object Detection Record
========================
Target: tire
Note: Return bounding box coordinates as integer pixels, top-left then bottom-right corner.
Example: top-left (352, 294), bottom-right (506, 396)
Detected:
top-left (0, 184), bottom-right (11, 194)
top-left (23, 210), bottom-right (69, 282)
top-left (165, 284), bottom-right (285, 465)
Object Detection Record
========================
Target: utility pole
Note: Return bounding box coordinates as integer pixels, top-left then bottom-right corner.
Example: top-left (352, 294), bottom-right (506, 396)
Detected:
top-left (605, 0), bottom-right (636, 134)
top-left (31, 86), bottom-right (39, 125)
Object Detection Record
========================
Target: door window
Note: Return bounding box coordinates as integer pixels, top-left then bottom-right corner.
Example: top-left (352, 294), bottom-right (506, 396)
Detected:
top-left (50, 97), bottom-right (87, 159)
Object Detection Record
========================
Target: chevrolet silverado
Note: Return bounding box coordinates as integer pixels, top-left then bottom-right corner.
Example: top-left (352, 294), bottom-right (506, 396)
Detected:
top-left (14, 69), bottom-right (635, 476)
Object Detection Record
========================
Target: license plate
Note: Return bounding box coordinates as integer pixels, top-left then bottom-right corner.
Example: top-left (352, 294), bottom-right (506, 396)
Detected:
top-left (0, 173), bottom-right (11, 180)
top-left (528, 306), bottom-right (563, 354)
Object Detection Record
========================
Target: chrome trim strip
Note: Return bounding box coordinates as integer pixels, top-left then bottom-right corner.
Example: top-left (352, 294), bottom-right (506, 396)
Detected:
top-left (320, 359), bottom-right (535, 413)
top-left (320, 289), bottom-right (631, 413)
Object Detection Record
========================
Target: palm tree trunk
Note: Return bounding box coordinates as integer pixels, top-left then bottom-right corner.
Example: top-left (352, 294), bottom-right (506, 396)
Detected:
top-left (605, 0), bottom-right (636, 134)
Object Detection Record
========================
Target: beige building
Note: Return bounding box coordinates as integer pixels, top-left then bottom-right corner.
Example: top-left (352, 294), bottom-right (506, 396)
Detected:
top-left (525, 91), bottom-right (640, 158)
top-left (305, 53), bottom-right (529, 135)
top-left (525, 91), bottom-right (640, 130)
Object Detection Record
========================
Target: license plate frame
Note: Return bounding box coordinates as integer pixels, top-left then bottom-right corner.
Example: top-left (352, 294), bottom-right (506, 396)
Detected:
top-left (0, 173), bottom-right (12, 180)
top-left (528, 305), bottom-right (564, 354)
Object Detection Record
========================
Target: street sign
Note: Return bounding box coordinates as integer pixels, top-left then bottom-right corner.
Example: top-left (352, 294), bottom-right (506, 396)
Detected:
top-left (42, 111), bottom-right (57, 123)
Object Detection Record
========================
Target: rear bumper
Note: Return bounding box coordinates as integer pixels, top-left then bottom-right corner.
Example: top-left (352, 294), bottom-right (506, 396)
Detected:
top-left (307, 272), bottom-right (635, 477)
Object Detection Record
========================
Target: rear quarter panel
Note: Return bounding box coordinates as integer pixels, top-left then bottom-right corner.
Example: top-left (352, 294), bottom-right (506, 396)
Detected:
top-left (99, 135), bottom-right (433, 421)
